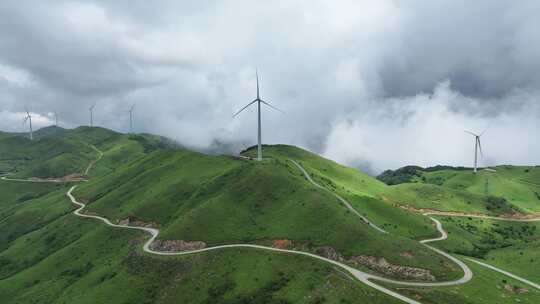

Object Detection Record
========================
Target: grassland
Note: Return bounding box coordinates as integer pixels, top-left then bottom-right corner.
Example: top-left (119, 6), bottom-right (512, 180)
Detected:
top-left (244, 145), bottom-right (440, 240)
top-left (74, 147), bottom-right (461, 281)
top-left (0, 180), bottom-right (403, 304)
top-left (1, 128), bottom-right (539, 304)
top-left (377, 164), bottom-right (540, 215)
top-left (381, 259), bottom-right (540, 304)
top-left (433, 216), bottom-right (540, 282)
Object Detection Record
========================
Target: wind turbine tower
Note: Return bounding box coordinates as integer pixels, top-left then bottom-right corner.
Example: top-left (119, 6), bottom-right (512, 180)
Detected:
top-left (233, 70), bottom-right (283, 161)
top-left (54, 112), bottom-right (58, 127)
top-left (89, 104), bottom-right (95, 127)
top-left (465, 130), bottom-right (485, 174)
top-left (128, 104), bottom-right (135, 134)
top-left (23, 108), bottom-right (33, 141)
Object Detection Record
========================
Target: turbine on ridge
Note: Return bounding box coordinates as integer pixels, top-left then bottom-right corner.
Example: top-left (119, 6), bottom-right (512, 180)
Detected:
top-left (89, 104), bottom-right (96, 127)
top-left (465, 129), bottom-right (486, 174)
top-left (23, 107), bottom-right (33, 141)
top-left (128, 104), bottom-right (135, 134)
top-left (233, 69), bottom-right (283, 161)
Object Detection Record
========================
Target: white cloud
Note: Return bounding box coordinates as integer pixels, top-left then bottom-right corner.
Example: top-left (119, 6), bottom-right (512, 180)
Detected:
top-left (323, 81), bottom-right (540, 173)
top-left (0, 1), bottom-right (540, 173)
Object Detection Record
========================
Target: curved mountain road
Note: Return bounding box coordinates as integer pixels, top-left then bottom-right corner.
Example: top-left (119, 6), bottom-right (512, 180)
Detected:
top-left (289, 159), bottom-right (388, 234)
top-left (67, 186), bottom-right (425, 304)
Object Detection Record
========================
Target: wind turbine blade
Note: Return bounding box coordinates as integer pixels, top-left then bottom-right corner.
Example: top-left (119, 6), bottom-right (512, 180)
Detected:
top-left (256, 69), bottom-right (260, 99)
top-left (480, 126), bottom-right (489, 137)
top-left (22, 116), bottom-right (28, 124)
top-left (24, 106), bottom-right (29, 115)
top-left (477, 137), bottom-right (484, 159)
top-left (464, 130), bottom-right (478, 137)
top-left (232, 99), bottom-right (257, 118)
top-left (260, 99), bottom-right (284, 113)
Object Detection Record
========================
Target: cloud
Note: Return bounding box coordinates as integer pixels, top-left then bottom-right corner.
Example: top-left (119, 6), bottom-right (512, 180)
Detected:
top-left (323, 81), bottom-right (540, 174)
top-left (0, 1), bottom-right (539, 173)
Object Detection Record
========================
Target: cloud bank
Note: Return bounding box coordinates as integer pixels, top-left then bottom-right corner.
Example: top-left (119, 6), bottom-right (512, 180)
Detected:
top-left (0, 1), bottom-right (539, 173)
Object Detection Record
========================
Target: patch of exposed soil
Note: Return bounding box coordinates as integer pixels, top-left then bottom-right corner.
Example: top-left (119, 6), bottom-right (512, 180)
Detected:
top-left (311, 246), bottom-right (434, 281)
top-left (150, 240), bottom-right (206, 252)
top-left (118, 216), bottom-right (158, 229)
top-left (348, 255), bottom-right (435, 281)
top-left (272, 239), bottom-right (293, 249)
top-left (504, 284), bottom-right (529, 294)
top-left (400, 251), bottom-right (415, 259)
top-left (314, 246), bottom-right (345, 262)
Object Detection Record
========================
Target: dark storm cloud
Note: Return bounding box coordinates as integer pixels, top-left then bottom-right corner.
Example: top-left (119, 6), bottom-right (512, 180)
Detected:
top-left (379, 1), bottom-right (540, 100)
top-left (1, 1), bottom-right (539, 173)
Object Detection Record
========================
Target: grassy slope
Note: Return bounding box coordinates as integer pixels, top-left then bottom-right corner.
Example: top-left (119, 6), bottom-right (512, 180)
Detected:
top-left (380, 166), bottom-right (540, 215)
top-left (74, 146), bottom-right (461, 281)
top-left (433, 216), bottom-right (540, 283)
top-left (2, 130), bottom-right (539, 304)
top-left (0, 131), bottom-right (409, 303)
top-left (0, 182), bottom-right (68, 254)
top-left (246, 145), bottom-right (438, 240)
top-left (0, 127), bottom-right (94, 178)
top-left (382, 259), bottom-right (540, 304)
top-left (0, 126), bottom-right (171, 179)
top-left (414, 167), bottom-right (540, 212)
top-left (0, 182), bottom-right (402, 304)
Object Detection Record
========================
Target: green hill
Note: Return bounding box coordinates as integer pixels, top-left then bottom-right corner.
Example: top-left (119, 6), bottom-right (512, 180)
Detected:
top-left (1, 127), bottom-right (539, 304)
top-left (378, 165), bottom-right (540, 214)
top-left (73, 145), bottom-right (460, 281)
top-left (0, 126), bottom-right (173, 178)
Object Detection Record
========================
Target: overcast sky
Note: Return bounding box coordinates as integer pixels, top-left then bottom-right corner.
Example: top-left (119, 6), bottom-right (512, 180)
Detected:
top-left (1, 1), bottom-right (539, 174)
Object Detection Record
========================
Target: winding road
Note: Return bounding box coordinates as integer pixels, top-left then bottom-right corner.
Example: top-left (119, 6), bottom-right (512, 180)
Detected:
top-left (3, 146), bottom-right (540, 304)
top-left (289, 159), bottom-right (388, 234)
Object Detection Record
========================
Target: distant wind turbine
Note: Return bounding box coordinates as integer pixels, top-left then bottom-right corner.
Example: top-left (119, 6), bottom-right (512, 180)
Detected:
top-left (89, 104), bottom-right (96, 127)
top-left (128, 104), bottom-right (135, 134)
top-left (233, 70), bottom-right (283, 161)
top-left (54, 112), bottom-right (58, 127)
top-left (23, 107), bottom-right (33, 141)
top-left (465, 130), bottom-right (486, 173)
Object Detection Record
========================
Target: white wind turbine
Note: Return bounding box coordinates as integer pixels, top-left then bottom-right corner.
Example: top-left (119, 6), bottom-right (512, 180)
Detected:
top-left (54, 112), bottom-right (59, 127)
top-left (233, 70), bottom-right (283, 161)
top-left (465, 130), bottom-right (486, 173)
top-left (89, 104), bottom-right (96, 127)
top-left (128, 104), bottom-right (135, 134)
top-left (23, 107), bottom-right (33, 141)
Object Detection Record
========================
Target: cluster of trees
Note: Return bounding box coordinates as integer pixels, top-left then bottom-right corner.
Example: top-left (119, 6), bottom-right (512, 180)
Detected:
top-left (377, 164), bottom-right (473, 186)
top-left (485, 196), bottom-right (518, 214)
top-left (377, 166), bottom-right (422, 185)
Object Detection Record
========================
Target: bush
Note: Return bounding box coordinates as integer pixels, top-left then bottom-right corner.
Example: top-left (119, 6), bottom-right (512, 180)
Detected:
top-left (377, 166), bottom-right (422, 185)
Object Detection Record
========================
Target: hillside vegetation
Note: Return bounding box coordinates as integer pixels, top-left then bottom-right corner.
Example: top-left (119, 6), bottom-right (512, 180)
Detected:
top-left (1, 127), bottom-right (539, 304)
top-left (74, 145), bottom-right (461, 281)
top-left (378, 165), bottom-right (540, 214)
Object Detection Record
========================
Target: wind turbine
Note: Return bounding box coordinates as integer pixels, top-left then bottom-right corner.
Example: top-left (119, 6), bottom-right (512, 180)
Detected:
top-left (89, 104), bottom-right (96, 127)
top-left (128, 104), bottom-right (135, 134)
top-left (233, 70), bottom-right (283, 161)
top-left (54, 112), bottom-right (58, 127)
top-left (23, 107), bottom-right (33, 141)
top-left (465, 130), bottom-right (485, 174)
